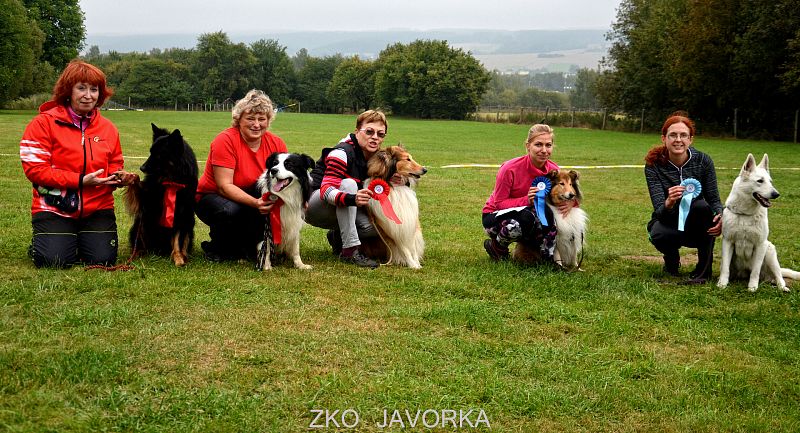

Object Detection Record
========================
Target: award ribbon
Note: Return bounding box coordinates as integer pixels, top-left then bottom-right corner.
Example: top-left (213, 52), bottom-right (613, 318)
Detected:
top-left (678, 178), bottom-right (702, 231)
top-left (262, 193), bottom-right (284, 244)
top-left (368, 179), bottom-right (402, 224)
top-left (531, 176), bottom-right (552, 227)
top-left (159, 181), bottom-right (186, 227)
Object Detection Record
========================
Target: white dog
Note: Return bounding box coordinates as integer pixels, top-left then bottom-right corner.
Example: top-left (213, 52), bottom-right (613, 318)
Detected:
top-left (717, 153), bottom-right (800, 292)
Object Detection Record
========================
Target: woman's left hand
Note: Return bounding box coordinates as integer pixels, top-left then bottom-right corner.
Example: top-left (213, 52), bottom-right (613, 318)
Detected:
top-left (707, 214), bottom-right (722, 237)
top-left (557, 200), bottom-right (575, 217)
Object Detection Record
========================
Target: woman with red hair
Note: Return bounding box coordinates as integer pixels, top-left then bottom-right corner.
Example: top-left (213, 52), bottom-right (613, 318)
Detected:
top-left (20, 60), bottom-right (138, 268)
top-left (644, 112), bottom-right (723, 283)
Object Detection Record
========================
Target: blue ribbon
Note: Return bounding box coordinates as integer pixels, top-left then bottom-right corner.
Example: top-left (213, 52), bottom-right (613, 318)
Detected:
top-left (678, 178), bottom-right (702, 231)
top-left (532, 176), bottom-right (552, 227)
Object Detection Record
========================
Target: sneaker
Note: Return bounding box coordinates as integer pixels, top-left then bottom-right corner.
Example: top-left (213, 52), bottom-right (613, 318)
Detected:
top-left (484, 239), bottom-right (509, 261)
top-left (339, 249), bottom-right (379, 269)
top-left (326, 230), bottom-right (343, 256)
top-left (201, 241), bottom-right (224, 263)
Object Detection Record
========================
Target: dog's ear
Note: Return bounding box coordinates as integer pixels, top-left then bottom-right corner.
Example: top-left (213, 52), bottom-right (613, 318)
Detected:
top-left (546, 169), bottom-right (559, 183)
top-left (302, 154), bottom-right (315, 171)
top-left (266, 152), bottom-right (279, 168)
top-left (151, 123), bottom-right (169, 141)
top-left (741, 153), bottom-right (756, 175)
top-left (758, 154), bottom-right (770, 173)
top-left (569, 170), bottom-right (583, 201)
top-left (168, 129), bottom-right (184, 156)
top-left (367, 150), bottom-right (391, 179)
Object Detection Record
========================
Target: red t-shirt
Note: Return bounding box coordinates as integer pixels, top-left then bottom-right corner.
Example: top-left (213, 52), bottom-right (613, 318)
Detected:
top-left (196, 127), bottom-right (288, 197)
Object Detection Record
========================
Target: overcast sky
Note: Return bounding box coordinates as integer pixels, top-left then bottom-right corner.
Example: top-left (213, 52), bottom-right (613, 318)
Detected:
top-left (79, 0), bottom-right (623, 35)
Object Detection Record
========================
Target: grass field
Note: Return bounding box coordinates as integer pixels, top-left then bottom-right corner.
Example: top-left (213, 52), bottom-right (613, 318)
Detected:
top-left (1, 110), bottom-right (799, 432)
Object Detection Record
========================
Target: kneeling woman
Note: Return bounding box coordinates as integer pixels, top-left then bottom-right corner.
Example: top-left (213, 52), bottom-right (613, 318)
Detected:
top-left (195, 90), bottom-right (287, 261)
top-left (644, 112), bottom-right (722, 283)
top-left (482, 124), bottom-right (573, 262)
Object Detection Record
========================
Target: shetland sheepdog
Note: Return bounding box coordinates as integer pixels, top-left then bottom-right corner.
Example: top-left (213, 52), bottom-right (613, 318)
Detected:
top-left (255, 152), bottom-right (315, 271)
top-left (513, 169), bottom-right (588, 270)
top-left (363, 145), bottom-right (427, 269)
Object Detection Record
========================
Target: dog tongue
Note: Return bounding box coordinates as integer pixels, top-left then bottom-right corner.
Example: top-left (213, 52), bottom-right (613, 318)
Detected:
top-left (274, 179), bottom-right (290, 192)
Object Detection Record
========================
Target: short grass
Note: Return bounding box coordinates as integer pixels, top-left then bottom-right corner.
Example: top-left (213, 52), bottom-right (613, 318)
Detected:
top-left (1, 110), bottom-right (799, 432)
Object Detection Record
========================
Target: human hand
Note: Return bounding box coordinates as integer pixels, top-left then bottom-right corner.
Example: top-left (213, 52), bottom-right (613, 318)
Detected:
top-left (257, 195), bottom-right (277, 215)
top-left (557, 200), bottom-right (575, 217)
top-left (82, 169), bottom-right (117, 186)
top-left (527, 187), bottom-right (538, 205)
top-left (355, 188), bottom-right (374, 206)
top-left (664, 185), bottom-right (685, 209)
top-left (707, 214), bottom-right (722, 237)
top-left (389, 173), bottom-right (405, 186)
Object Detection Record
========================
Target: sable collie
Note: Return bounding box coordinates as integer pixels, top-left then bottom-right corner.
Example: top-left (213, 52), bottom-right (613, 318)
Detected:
top-left (126, 123), bottom-right (198, 267)
top-left (717, 153), bottom-right (800, 292)
top-left (255, 152), bottom-right (315, 271)
top-left (513, 169), bottom-right (588, 270)
top-left (363, 145), bottom-right (427, 269)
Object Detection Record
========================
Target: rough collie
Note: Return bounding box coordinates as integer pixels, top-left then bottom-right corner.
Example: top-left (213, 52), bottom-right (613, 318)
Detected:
top-left (513, 169), bottom-right (588, 270)
top-left (255, 152), bottom-right (315, 271)
top-left (363, 145), bottom-right (427, 269)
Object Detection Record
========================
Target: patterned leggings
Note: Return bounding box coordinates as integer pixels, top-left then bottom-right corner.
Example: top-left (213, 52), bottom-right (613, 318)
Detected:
top-left (482, 206), bottom-right (557, 261)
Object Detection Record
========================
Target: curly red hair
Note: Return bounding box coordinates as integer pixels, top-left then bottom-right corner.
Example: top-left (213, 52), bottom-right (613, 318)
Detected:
top-left (51, 60), bottom-right (114, 108)
top-left (645, 111), bottom-right (696, 166)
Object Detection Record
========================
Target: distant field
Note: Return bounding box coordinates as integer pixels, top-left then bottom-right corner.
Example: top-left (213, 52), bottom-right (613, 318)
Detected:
top-left (474, 49), bottom-right (606, 72)
top-left (1, 111), bottom-right (799, 432)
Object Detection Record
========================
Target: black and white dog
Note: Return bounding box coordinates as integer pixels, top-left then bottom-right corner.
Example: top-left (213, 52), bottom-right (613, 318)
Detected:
top-left (255, 152), bottom-right (315, 270)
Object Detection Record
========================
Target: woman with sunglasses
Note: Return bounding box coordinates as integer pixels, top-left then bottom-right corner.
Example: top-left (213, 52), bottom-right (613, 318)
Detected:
top-left (307, 110), bottom-right (389, 268)
top-left (644, 111), bottom-right (723, 284)
top-left (195, 89), bottom-right (288, 262)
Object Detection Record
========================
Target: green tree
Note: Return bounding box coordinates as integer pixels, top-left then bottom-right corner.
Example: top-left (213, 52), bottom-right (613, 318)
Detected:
top-left (374, 40), bottom-right (490, 119)
top-left (22, 0), bottom-right (85, 69)
top-left (250, 39), bottom-right (295, 106)
top-left (0, 0), bottom-right (43, 105)
top-left (193, 32), bottom-right (255, 102)
top-left (327, 56), bottom-right (376, 112)
top-left (115, 59), bottom-right (192, 108)
top-left (569, 68), bottom-right (599, 108)
top-left (296, 55), bottom-right (343, 113)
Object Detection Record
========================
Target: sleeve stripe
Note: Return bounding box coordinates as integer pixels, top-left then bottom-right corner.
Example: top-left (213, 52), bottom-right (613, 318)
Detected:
top-left (20, 146), bottom-right (49, 163)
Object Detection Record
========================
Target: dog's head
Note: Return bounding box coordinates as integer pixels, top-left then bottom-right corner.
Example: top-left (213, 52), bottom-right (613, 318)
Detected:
top-left (545, 169), bottom-right (582, 205)
top-left (141, 123), bottom-right (197, 181)
top-left (262, 152), bottom-right (315, 203)
top-left (738, 153), bottom-right (779, 208)
top-left (367, 145), bottom-right (427, 187)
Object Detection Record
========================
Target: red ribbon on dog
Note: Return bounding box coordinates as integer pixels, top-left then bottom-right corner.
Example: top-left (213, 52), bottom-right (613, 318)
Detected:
top-left (262, 193), bottom-right (284, 244)
top-left (368, 179), bottom-right (402, 224)
top-left (160, 181), bottom-right (186, 228)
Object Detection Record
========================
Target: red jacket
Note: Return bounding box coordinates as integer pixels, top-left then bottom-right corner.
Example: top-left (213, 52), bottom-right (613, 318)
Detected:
top-left (20, 101), bottom-right (124, 217)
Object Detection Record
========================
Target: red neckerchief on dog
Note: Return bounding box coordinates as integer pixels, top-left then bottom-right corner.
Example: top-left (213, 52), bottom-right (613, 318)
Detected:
top-left (160, 181), bottom-right (186, 227)
top-left (256, 193), bottom-right (283, 271)
top-left (368, 179), bottom-right (402, 224)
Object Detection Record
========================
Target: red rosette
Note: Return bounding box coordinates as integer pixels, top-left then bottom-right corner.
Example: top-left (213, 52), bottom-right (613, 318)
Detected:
top-left (368, 179), bottom-right (402, 224)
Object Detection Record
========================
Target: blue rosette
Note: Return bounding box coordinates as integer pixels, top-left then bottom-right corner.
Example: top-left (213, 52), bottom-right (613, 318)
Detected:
top-left (678, 178), bottom-right (702, 231)
top-left (531, 176), bottom-right (552, 226)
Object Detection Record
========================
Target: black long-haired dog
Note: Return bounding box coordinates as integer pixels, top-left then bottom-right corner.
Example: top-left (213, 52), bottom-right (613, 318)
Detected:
top-left (125, 123), bottom-right (198, 266)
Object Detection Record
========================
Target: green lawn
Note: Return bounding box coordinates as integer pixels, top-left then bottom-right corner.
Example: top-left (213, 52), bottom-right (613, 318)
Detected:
top-left (1, 110), bottom-right (799, 432)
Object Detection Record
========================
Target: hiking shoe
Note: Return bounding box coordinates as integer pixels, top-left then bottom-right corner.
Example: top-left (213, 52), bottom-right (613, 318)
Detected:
top-left (340, 249), bottom-right (379, 269)
top-left (662, 254), bottom-right (680, 276)
top-left (326, 230), bottom-right (343, 256)
top-left (484, 238), bottom-right (509, 261)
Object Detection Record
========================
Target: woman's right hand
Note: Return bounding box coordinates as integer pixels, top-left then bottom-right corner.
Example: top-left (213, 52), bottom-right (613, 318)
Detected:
top-left (527, 187), bottom-right (537, 206)
top-left (355, 188), bottom-right (374, 207)
top-left (664, 185), bottom-right (685, 209)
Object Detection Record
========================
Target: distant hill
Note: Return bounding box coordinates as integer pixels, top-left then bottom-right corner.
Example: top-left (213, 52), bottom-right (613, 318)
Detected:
top-left (84, 29), bottom-right (609, 72)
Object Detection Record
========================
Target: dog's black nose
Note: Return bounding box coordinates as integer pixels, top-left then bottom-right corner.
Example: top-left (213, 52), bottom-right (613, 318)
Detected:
top-left (422, 167), bottom-right (428, 175)
top-left (772, 190), bottom-right (780, 199)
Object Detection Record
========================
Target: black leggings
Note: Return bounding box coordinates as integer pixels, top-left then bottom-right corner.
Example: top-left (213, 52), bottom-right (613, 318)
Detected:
top-left (30, 209), bottom-right (118, 268)
top-left (195, 190), bottom-right (264, 259)
top-left (648, 198), bottom-right (716, 277)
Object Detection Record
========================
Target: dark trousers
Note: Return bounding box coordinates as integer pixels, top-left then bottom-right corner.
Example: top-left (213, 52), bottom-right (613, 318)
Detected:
top-left (195, 192), bottom-right (264, 259)
top-left (30, 209), bottom-right (118, 268)
top-left (648, 198), bottom-right (716, 277)
top-left (482, 205), bottom-right (557, 261)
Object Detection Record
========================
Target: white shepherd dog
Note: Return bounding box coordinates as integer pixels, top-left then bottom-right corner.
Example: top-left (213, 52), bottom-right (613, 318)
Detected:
top-left (717, 153), bottom-right (800, 292)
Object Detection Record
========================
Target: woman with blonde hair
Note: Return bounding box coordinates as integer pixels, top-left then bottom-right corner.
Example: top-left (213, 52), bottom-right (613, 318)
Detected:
top-left (482, 124), bottom-right (573, 262)
top-left (196, 89), bottom-right (288, 261)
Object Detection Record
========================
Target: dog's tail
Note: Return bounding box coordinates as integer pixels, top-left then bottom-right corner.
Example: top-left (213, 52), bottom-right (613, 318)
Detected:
top-left (123, 178), bottom-right (143, 216)
top-left (781, 268), bottom-right (800, 280)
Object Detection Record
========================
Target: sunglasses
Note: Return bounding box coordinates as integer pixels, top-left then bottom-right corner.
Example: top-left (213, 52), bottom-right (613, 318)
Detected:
top-left (359, 128), bottom-right (386, 138)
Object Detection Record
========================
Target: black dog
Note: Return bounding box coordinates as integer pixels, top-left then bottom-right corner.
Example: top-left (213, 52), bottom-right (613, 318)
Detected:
top-left (126, 123), bottom-right (198, 266)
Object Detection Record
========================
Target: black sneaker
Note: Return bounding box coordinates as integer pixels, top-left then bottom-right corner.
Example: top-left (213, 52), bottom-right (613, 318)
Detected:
top-left (326, 230), bottom-right (343, 256)
top-left (340, 249), bottom-right (379, 269)
top-left (484, 239), bottom-right (509, 261)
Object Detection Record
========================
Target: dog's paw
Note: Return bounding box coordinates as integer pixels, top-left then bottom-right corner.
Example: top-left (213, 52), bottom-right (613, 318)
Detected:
top-left (748, 285), bottom-right (758, 292)
top-left (717, 278), bottom-right (728, 288)
top-left (297, 264), bottom-right (312, 270)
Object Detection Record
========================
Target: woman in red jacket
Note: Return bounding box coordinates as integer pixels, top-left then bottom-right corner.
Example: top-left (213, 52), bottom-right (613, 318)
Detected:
top-left (20, 60), bottom-right (137, 268)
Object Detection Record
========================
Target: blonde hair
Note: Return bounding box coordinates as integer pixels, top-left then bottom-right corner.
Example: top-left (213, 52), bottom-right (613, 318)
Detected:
top-left (355, 109), bottom-right (388, 133)
top-left (231, 89), bottom-right (275, 128)
top-left (525, 124), bottom-right (554, 145)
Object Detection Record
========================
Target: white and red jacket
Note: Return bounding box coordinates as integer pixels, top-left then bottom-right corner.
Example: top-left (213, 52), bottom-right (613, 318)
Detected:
top-left (20, 101), bottom-right (124, 217)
